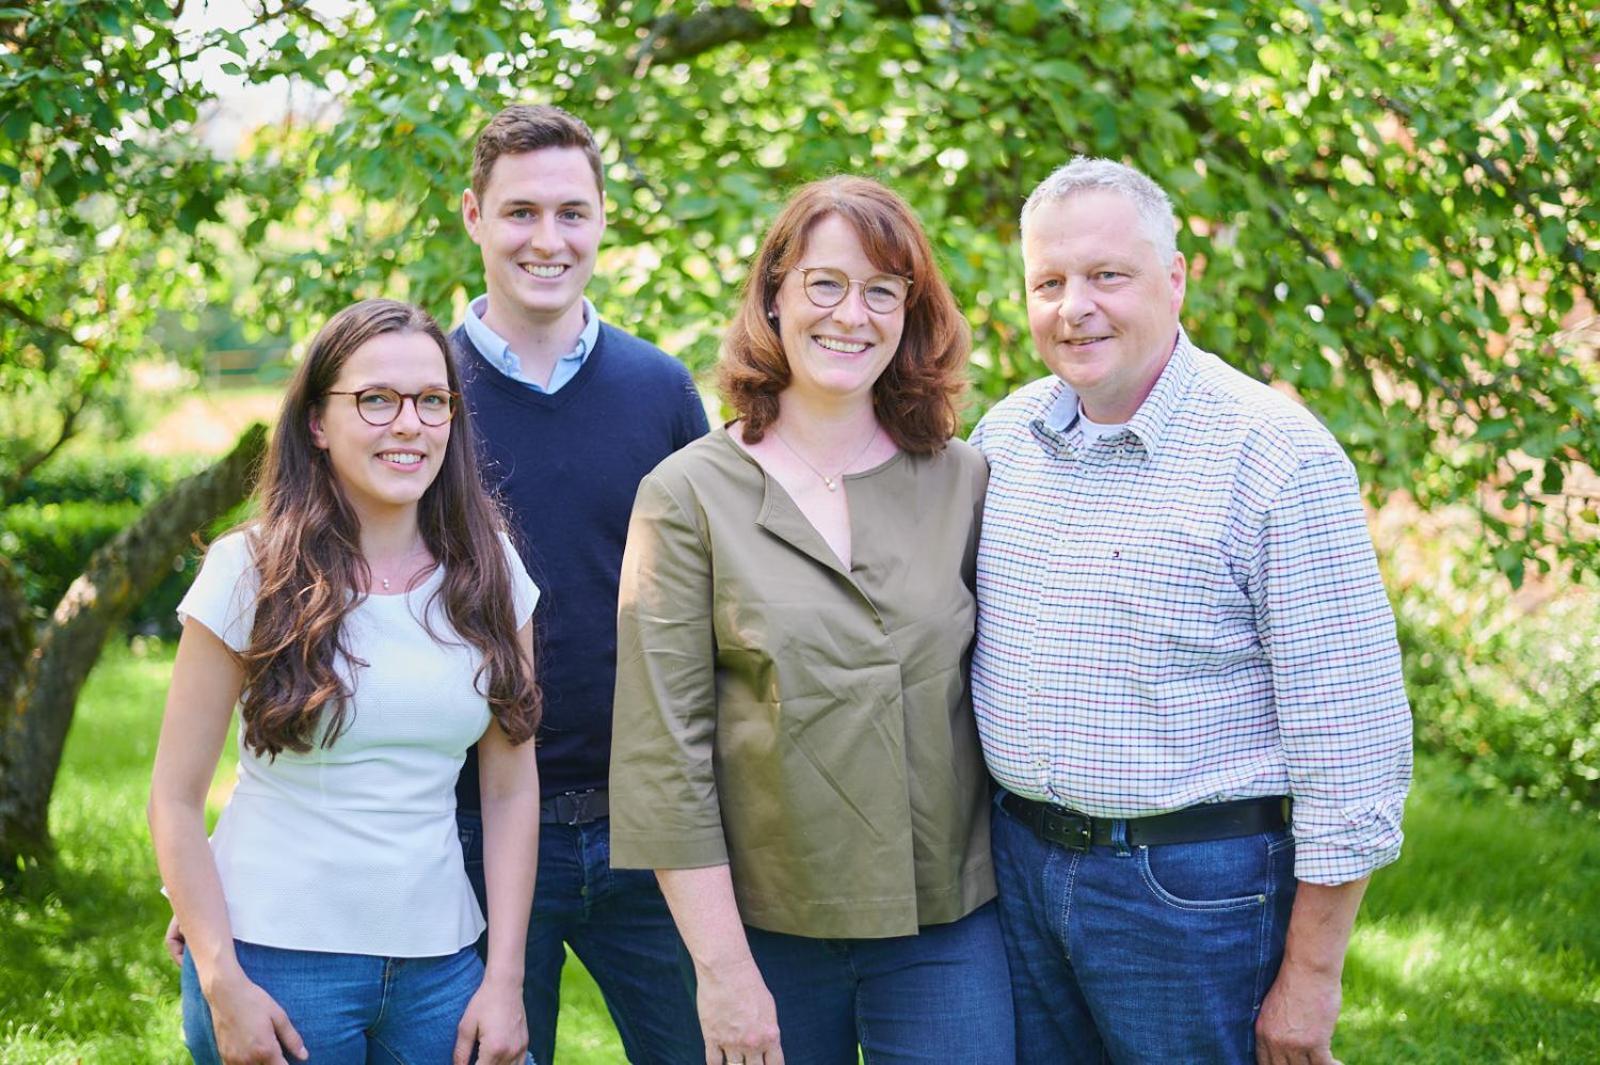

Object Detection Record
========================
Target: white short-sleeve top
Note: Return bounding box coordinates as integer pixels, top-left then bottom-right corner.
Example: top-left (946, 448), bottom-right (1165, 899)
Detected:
top-left (176, 529), bottom-right (538, 957)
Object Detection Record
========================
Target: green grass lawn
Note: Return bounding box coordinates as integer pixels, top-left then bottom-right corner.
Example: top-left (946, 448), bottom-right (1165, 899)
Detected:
top-left (4, 641), bottom-right (1599, 1062)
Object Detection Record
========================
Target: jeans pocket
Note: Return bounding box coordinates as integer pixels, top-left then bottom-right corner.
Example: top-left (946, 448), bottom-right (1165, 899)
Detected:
top-left (1136, 834), bottom-right (1272, 912)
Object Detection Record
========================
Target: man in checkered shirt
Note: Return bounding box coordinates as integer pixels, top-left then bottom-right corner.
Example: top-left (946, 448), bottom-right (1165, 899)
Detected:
top-left (971, 157), bottom-right (1412, 1065)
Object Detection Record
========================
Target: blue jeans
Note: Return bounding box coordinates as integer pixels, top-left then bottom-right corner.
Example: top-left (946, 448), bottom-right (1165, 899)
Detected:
top-left (991, 790), bottom-right (1298, 1064)
top-left (732, 902), bottom-right (1015, 1065)
top-left (458, 811), bottom-right (701, 1065)
top-left (181, 941), bottom-right (503, 1064)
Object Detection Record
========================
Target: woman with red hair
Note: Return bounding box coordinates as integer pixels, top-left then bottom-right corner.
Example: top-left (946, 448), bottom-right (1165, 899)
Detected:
top-left (611, 178), bottom-right (1014, 1065)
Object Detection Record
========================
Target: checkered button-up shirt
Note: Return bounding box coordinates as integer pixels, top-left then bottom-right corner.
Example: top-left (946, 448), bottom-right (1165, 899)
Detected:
top-left (971, 332), bottom-right (1412, 885)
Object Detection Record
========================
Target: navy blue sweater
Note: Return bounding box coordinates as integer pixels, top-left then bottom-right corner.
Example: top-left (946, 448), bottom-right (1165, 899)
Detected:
top-left (452, 322), bottom-right (709, 808)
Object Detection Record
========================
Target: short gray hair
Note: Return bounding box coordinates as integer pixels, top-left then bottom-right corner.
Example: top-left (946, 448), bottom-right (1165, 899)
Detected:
top-left (1020, 157), bottom-right (1179, 265)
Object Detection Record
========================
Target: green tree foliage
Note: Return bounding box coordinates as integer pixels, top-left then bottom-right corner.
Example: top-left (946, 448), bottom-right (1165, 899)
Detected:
top-left (0, 4), bottom-right (284, 867)
top-left (0, 0), bottom-right (291, 501)
top-left (4, 1), bottom-right (1598, 560)
top-left (248, 0), bottom-right (1600, 583)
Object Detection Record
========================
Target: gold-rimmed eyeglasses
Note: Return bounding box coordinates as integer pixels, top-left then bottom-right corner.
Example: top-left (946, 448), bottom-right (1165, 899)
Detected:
top-left (324, 387), bottom-right (459, 427)
top-left (790, 267), bottom-right (912, 314)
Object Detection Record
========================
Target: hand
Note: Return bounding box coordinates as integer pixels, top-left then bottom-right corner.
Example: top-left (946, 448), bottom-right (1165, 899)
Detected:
top-left (453, 972), bottom-right (529, 1065)
top-left (694, 957), bottom-right (783, 1065)
top-left (1255, 959), bottom-right (1343, 1065)
top-left (203, 968), bottom-right (308, 1065)
top-left (164, 914), bottom-right (186, 966)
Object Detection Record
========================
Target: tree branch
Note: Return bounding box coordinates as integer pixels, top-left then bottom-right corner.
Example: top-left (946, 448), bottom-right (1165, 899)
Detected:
top-left (0, 297), bottom-right (115, 505)
top-left (127, 0), bottom-right (321, 77)
top-left (0, 423), bottom-right (268, 868)
top-left (0, 392), bottom-right (88, 507)
top-left (634, 0), bottom-right (916, 70)
top-left (1536, 0), bottom-right (1577, 76)
top-left (0, 297), bottom-right (81, 350)
top-left (1434, 0), bottom-right (1479, 40)
top-left (0, 557), bottom-right (32, 710)
top-left (0, 13), bottom-right (27, 51)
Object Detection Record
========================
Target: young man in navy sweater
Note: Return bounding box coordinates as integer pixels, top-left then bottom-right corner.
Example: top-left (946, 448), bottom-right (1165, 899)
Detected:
top-left (454, 104), bottom-right (708, 1065)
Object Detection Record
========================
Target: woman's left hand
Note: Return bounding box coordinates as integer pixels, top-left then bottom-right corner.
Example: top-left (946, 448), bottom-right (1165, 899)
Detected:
top-left (453, 973), bottom-right (529, 1065)
top-left (163, 914), bottom-right (187, 966)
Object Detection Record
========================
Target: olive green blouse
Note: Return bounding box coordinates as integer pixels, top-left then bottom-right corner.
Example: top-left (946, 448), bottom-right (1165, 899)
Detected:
top-left (609, 428), bottom-right (995, 939)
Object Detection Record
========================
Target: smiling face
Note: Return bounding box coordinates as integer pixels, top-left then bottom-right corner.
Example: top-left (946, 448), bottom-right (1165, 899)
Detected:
top-left (462, 146), bottom-right (604, 333)
top-left (1022, 189), bottom-right (1186, 423)
top-left (309, 330), bottom-right (452, 525)
top-left (772, 214), bottom-right (906, 407)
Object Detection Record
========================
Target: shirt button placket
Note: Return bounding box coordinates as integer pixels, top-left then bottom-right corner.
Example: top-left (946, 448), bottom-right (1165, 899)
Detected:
top-left (1028, 475), bottom-right (1069, 801)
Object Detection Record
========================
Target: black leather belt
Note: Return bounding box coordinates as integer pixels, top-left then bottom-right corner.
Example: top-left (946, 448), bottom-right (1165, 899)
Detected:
top-left (1000, 791), bottom-right (1288, 851)
top-left (540, 788), bottom-right (609, 825)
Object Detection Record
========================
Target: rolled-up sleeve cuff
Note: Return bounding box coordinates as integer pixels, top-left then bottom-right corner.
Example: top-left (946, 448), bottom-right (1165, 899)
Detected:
top-left (1290, 794), bottom-right (1407, 884)
top-left (609, 828), bottom-right (729, 871)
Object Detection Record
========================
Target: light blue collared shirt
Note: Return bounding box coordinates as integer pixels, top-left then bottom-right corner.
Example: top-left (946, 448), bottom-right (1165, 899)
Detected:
top-left (464, 295), bottom-right (600, 394)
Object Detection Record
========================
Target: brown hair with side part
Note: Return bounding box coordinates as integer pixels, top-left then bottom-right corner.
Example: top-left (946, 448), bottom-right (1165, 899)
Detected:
top-left (470, 104), bottom-right (604, 203)
top-left (231, 298), bottom-right (540, 757)
top-left (719, 176), bottom-right (970, 454)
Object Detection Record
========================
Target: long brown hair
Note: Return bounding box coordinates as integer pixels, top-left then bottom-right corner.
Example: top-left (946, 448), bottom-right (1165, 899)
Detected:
top-left (234, 299), bottom-right (540, 757)
top-left (719, 176), bottom-right (970, 454)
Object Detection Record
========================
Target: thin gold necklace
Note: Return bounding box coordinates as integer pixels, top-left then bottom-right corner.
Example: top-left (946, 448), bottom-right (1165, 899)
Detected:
top-left (375, 542), bottom-right (428, 592)
top-left (771, 423), bottom-right (880, 493)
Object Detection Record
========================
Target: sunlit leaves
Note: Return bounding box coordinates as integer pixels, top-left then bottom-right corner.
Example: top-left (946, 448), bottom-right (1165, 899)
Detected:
top-left (4, 0), bottom-right (1596, 579)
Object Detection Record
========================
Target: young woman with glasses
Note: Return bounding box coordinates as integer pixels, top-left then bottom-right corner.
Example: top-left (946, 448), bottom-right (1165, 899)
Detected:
top-left (149, 299), bottom-right (541, 1065)
top-left (609, 177), bottom-right (1015, 1064)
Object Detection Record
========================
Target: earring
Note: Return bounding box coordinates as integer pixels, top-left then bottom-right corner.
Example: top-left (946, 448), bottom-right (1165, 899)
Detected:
top-left (766, 310), bottom-right (777, 321)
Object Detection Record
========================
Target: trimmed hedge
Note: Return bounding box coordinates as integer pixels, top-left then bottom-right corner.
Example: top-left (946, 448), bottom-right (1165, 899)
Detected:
top-left (11, 452), bottom-right (206, 506)
top-left (0, 499), bottom-right (199, 636)
top-left (3, 451), bottom-right (221, 636)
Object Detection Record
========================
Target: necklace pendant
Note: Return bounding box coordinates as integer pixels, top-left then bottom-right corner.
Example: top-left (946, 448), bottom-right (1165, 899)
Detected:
top-left (381, 577), bottom-right (391, 591)
top-left (824, 477), bottom-right (838, 492)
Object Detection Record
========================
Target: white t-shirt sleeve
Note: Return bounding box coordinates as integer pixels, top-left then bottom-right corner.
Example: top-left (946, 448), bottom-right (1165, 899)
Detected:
top-left (176, 530), bottom-right (260, 653)
top-left (500, 531), bottom-right (540, 629)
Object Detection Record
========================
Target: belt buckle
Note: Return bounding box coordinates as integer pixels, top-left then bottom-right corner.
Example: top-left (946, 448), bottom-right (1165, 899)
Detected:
top-left (561, 788), bottom-right (598, 825)
top-left (1040, 808), bottom-right (1092, 852)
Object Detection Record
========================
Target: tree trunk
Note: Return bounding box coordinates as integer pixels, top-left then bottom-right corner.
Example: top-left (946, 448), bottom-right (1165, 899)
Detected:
top-left (0, 423), bottom-right (267, 875)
